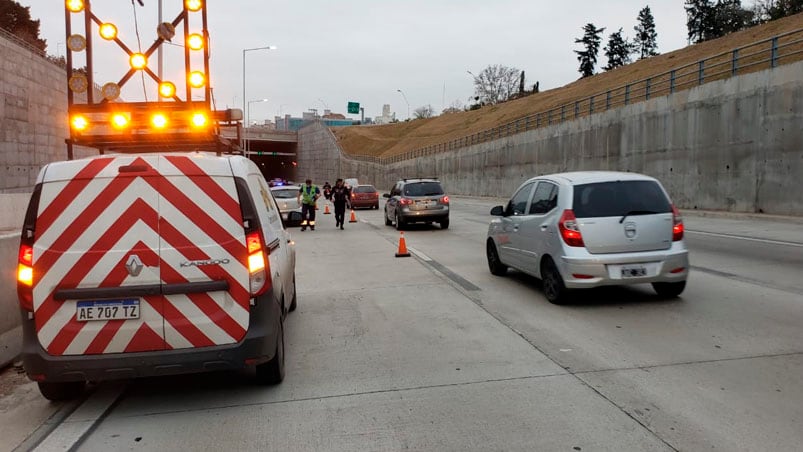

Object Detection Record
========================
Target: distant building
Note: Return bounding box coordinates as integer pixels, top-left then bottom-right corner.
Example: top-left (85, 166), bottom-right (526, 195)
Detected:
top-left (374, 104), bottom-right (396, 125)
top-left (274, 109), bottom-right (358, 131)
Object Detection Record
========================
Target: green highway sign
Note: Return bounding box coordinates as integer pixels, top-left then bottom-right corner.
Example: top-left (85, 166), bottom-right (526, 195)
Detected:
top-left (347, 102), bottom-right (360, 114)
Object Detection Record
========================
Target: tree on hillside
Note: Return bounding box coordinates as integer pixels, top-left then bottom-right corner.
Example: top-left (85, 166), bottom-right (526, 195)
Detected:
top-left (518, 70), bottom-right (526, 95)
top-left (574, 23), bottom-right (605, 78)
top-left (0, 0), bottom-right (46, 51)
top-left (685, 0), bottom-right (716, 43)
top-left (715, 0), bottom-right (754, 35)
top-left (441, 99), bottom-right (464, 114)
top-left (633, 5), bottom-right (659, 58)
top-left (604, 28), bottom-right (633, 71)
top-left (751, 0), bottom-right (802, 22)
top-left (413, 104), bottom-right (434, 119)
top-left (469, 64), bottom-right (521, 105)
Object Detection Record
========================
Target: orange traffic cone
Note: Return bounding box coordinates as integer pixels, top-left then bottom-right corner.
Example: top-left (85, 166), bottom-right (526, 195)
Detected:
top-left (323, 203), bottom-right (331, 214)
top-left (349, 209), bottom-right (357, 223)
top-left (395, 232), bottom-right (411, 257)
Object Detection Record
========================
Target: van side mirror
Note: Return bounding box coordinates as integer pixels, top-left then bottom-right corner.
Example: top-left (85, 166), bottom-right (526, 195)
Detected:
top-left (382, 193), bottom-right (390, 198)
top-left (490, 205), bottom-right (505, 216)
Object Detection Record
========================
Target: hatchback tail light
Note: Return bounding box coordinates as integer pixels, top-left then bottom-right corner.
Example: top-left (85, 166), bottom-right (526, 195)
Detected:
top-left (440, 195), bottom-right (450, 204)
top-left (671, 205), bottom-right (684, 241)
top-left (558, 209), bottom-right (584, 247)
top-left (399, 198), bottom-right (413, 206)
top-left (246, 231), bottom-right (271, 296)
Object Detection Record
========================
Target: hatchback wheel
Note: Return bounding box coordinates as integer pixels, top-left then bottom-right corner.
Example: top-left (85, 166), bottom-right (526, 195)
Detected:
top-left (486, 240), bottom-right (507, 276)
top-left (541, 257), bottom-right (569, 304)
top-left (395, 212), bottom-right (405, 230)
top-left (38, 381), bottom-right (85, 401)
top-left (256, 317), bottom-right (285, 385)
top-left (652, 281), bottom-right (686, 298)
top-left (385, 209), bottom-right (392, 226)
top-left (440, 219), bottom-right (450, 230)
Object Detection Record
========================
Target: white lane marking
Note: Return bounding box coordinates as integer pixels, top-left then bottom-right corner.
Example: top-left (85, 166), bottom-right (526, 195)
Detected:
top-left (686, 229), bottom-right (803, 247)
top-left (406, 247), bottom-right (433, 262)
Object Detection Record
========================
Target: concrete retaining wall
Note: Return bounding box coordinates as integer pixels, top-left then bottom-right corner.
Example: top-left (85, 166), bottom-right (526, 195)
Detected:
top-left (0, 34), bottom-right (97, 195)
top-left (300, 61), bottom-right (803, 216)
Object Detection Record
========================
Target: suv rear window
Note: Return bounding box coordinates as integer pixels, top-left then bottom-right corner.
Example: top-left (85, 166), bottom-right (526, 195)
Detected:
top-left (572, 181), bottom-right (671, 218)
top-left (403, 181), bottom-right (444, 197)
top-left (354, 185), bottom-right (376, 193)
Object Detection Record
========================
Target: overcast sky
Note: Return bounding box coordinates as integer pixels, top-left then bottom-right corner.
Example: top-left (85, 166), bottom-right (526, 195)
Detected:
top-left (25, 1), bottom-right (689, 123)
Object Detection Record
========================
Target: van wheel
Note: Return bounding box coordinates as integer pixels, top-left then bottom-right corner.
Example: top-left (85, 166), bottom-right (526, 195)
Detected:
top-left (288, 275), bottom-right (298, 312)
top-left (486, 240), bottom-right (507, 276)
top-left (541, 257), bottom-right (569, 305)
top-left (37, 381), bottom-right (85, 401)
top-left (256, 318), bottom-right (285, 385)
top-left (652, 281), bottom-right (686, 298)
top-left (395, 213), bottom-right (405, 231)
top-left (384, 209), bottom-right (392, 226)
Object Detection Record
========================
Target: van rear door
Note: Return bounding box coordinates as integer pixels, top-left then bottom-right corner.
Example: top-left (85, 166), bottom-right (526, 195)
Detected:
top-left (156, 155), bottom-right (250, 350)
top-left (33, 156), bottom-right (165, 356)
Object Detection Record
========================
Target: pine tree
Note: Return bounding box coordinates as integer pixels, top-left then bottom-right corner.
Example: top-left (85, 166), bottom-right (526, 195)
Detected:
top-left (685, 0), bottom-right (715, 43)
top-left (714, 0), bottom-right (752, 35)
top-left (604, 29), bottom-right (633, 71)
top-left (574, 23), bottom-right (605, 78)
top-left (633, 5), bottom-right (659, 58)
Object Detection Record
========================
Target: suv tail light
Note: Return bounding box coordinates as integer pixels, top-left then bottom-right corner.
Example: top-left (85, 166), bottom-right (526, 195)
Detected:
top-left (558, 209), bottom-right (584, 247)
top-left (18, 186), bottom-right (41, 313)
top-left (399, 198), bottom-right (413, 206)
top-left (246, 231), bottom-right (270, 296)
top-left (672, 205), bottom-right (684, 241)
top-left (440, 195), bottom-right (450, 204)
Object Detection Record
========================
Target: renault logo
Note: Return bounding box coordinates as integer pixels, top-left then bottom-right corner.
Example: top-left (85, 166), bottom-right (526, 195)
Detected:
top-left (125, 255), bottom-right (144, 277)
top-left (624, 222), bottom-right (637, 239)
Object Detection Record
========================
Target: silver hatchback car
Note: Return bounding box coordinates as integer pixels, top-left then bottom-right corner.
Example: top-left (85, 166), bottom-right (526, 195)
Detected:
top-left (486, 171), bottom-right (689, 304)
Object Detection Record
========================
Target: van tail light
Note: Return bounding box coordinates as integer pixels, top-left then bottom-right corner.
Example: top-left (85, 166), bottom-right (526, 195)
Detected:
top-left (672, 205), bottom-right (684, 241)
top-left (558, 209), bottom-right (585, 247)
top-left (235, 177), bottom-right (272, 297)
top-left (440, 195), bottom-right (450, 204)
top-left (18, 244), bottom-right (34, 312)
top-left (246, 231), bottom-right (271, 296)
top-left (399, 198), bottom-right (413, 206)
top-left (18, 185), bottom-right (40, 313)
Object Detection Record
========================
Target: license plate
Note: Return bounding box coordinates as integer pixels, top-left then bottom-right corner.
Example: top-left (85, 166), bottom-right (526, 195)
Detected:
top-left (621, 266), bottom-right (647, 278)
top-left (76, 299), bottom-right (140, 322)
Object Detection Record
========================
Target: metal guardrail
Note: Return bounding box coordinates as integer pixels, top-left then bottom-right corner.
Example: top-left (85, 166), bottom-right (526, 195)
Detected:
top-left (350, 27), bottom-right (803, 165)
top-left (0, 26), bottom-right (47, 57)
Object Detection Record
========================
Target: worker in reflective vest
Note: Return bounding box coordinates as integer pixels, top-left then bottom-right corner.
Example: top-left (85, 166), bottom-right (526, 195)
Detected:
top-left (297, 179), bottom-right (321, 231)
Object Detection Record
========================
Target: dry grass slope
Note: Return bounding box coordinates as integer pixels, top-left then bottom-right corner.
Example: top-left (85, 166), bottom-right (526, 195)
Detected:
top-left (334, 13), bottom-right (803, 159)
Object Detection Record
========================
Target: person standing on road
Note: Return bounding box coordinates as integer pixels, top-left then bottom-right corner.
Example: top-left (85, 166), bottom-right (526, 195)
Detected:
top-left (331, 178), bottom-right (351, 230)
top-left (323, 181), bottom-right (332, 201)
top-left (297, 179), bottom-right (321, 231)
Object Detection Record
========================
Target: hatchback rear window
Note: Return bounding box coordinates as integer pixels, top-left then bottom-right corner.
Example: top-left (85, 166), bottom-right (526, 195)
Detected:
top-left (272, 189), bottom-right (298, 199)
top-left (403, 182), bottom-right (444, 196)
top-left (354, 185), bottom-right (376, 193)
top-left (572, 181), bottom-right (671, 218)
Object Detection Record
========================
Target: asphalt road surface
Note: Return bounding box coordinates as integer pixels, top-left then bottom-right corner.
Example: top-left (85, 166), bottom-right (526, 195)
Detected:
top-left (7, 197), bottom-right (803, 452)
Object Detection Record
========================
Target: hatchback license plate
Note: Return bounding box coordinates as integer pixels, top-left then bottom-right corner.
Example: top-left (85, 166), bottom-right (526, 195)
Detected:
top-left (621, 266), bottom-right (647, 278)
top-left (76, 299), bottom-right (140, 322)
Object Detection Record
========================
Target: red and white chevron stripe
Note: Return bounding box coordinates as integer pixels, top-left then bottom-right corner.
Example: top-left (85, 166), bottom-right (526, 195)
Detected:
top-left (32, 155), bottom-right (251, 356)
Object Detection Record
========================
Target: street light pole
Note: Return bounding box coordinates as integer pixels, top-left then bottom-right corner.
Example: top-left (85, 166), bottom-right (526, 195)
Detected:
top-left (242, 45), bottom-right (277, 153)
top-left (247, 99), bottom-right (269, 156)
top-left (397, 89), bottom-right (410, 120)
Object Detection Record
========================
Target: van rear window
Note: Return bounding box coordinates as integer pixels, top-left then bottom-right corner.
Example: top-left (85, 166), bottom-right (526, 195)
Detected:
top-left (572, 181), bottom-right (671, 218)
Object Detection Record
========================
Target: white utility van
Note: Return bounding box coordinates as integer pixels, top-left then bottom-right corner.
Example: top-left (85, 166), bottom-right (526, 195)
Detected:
top-left (17, 153), bottom-right (299, 400)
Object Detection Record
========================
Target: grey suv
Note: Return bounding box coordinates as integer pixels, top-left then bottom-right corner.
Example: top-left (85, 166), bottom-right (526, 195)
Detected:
top-left (486, 171), bottom-right (689, 304)
top-left (383, 178), bottom-right (450, 230)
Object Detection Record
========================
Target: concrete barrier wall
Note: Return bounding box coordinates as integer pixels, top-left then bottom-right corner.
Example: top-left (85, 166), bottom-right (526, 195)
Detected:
top-left (301, 61), bottom-right (803, 215)
top-left (0, 34), bottom-right (97, 195)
